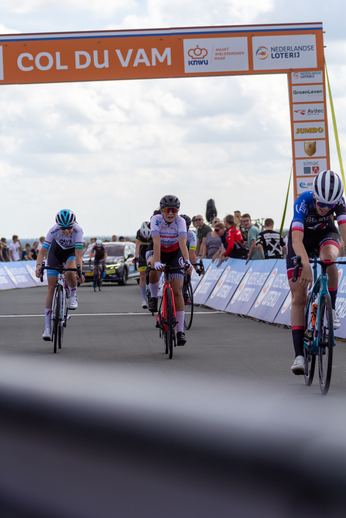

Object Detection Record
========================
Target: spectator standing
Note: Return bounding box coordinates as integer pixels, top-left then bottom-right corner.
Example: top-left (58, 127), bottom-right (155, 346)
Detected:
top-left (22, 243), bottom-right (32, 261)
top-left (241, 214), bottom-right (261, 263)
top-left (193, 215), bottom-right (212, 258)
top-left (217, 215), bottom-right (247, 262)
top-left (9, 235), bottom-right (23, 261)
top-left (119, 236), bottom-right (125, 242)
top-left (256, 219), bottom-right (286, 259)
top-left (203, 223), bottom-right (224, 259)
top-left (1, 238), bottom-right (9, 261)
top-left (234, 210), bottom-right (248, 242)
top-left (112, 235), bottom-right (117, 242)
top-left (37, 236), bottom-right (45, 251)
top-left (30, 241), bottom-right (39, 260)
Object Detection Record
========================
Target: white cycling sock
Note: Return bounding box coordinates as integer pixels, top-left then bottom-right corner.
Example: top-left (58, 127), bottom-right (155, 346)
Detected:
top-left (176, 311), bottom-right (184, 333)
top-left (69, 286), bottom-right (77, 298)
top-left (45, 308), bottom-right (52, 328)
top-left (149, 281), bottom-right (159, 298)
top-left (140, 286), bottom-right (146, 301)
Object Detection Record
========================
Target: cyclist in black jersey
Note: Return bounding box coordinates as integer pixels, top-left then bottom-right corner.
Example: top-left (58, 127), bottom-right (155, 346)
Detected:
top-left (135, 221), bottom-right (152, 308)
top-left (89, 239), bottom-right (107, 287)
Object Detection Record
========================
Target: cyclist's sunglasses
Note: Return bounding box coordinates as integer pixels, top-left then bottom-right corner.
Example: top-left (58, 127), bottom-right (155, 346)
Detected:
top-left (316, 201), bottom-right (337, 209)
top-left (62, 226), bottom-right (74, 230)
top-left (162, 207), bottom-right (178, 214)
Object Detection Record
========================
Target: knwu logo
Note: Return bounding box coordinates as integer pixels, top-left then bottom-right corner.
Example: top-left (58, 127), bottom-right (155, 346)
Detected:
top-left (187, 46), bottom-right (208, 66)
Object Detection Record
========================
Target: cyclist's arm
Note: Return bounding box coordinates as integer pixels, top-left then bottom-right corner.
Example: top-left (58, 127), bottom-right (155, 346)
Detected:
top-left (35, 246), bottom-right (48, 276)
top-left (178, 237), bottom-right (189, 261)
top-left (291, 229), bottom-right (312, 288)
top-left (152, 235), bottom-right (161, 265)
top-left (135, 240), bottom-right (140, 258)
top-left (189, 248), bottom-right (197, 270)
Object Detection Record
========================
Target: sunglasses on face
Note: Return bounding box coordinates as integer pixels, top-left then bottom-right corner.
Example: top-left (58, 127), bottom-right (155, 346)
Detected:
top-left (214, 228), bottom-right (221, 232)
top-left (162, 207), bottom-right (178, 214)
top-left (193, 218), bottom-right (202, 222)
top-left (316, 201), bottom-right (336, 209)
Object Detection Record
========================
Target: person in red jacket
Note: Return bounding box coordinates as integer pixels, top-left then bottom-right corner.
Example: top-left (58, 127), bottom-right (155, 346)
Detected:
top-left (218, 214), bottom-right (248, 262)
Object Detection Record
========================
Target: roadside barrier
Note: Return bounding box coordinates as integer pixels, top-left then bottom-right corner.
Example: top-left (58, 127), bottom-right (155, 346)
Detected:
top-left (191, 257), bottom-right (346, 340)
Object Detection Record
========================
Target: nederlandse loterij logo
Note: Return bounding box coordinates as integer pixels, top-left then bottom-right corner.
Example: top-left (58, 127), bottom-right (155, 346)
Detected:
top-left (187, 45), bottom-right (208, 66)
top-left (256, 46), bottom-right (269, 60)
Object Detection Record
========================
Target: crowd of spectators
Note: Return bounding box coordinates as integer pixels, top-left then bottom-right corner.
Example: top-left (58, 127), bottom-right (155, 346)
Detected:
top-left (0, 234), bottom-right (135, 263)
top-left (190, 211), bottom-right (286, 266)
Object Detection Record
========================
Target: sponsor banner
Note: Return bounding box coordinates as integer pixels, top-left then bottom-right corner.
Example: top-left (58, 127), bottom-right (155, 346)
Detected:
top-left (334, 264), bottom-right (346, 339)
top-left (291, 85), bottom-right (324, 103)
top-left (2, 262), bottom-right (37, 288)
top-left (225, 259), bottom-right (276, 316)
top-left (291, 70), bottom-right (323, 84)
top-left (183, 37), bottom-right (249, 74)
top-left (293, 121), bottom-right (325, 140)
top-left (292, 103), bottom-right (325, 122)
top-left (206, 259), bottom-right (251, 311)
top-left (253, 34), bottom-right (317, 71)
top-left (26, 260), bottom-right (48, 285)
top-left (0, 264), bottom-right (16, 290)
top-left (273, 290), bottom-right (292, 326)
top-left (193, 259), bottom-right (227, 305)
top-left (294, 139), bottom-right (326, 159)
top-left (296, 178), bottom-right (315, 195)
top-left (191, 259), bottom-right (212, 292)
top-left (247, 260), bottom-right (290, 322)
top-left (295, 158), bottom-right (327, 176)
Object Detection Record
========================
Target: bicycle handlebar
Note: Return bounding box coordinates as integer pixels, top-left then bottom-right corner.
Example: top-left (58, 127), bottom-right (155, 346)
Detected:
top-left (292, 255), bottom-right (344, 283)
top-left (39, 261), bottom-right (82, 281)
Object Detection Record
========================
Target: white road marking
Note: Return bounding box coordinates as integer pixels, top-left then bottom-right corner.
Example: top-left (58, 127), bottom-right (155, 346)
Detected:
top-left (0, 311), bottom-right (223, 318)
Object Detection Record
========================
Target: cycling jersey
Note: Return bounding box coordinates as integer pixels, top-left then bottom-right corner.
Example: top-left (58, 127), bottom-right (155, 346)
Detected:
top-left (291, 191), bottom-right (346, 234)
top-left (286, 191), bottom-right (346, 278)
top-left (186, 229), bottom-right (197, 251)
top-left (150, 214), bottom-right (187, 252)
top-left (92, 244), bottom-right (106, 261)
top-left (42, 224), bottom-right (84, 251)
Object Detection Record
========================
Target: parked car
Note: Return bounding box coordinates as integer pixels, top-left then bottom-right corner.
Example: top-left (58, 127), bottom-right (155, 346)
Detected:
top-left (82, 242), bottom-right (139, 285)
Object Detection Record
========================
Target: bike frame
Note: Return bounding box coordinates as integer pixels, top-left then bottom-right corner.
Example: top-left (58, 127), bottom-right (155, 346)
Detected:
top-left (304, 256), bottom-right (335, 356)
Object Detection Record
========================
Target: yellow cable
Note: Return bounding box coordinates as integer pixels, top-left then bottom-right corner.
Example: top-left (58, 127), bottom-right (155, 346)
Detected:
top-left (280, 165), bottom-right (292, 235)
top-left (325, 61), bottom-right (345, 186)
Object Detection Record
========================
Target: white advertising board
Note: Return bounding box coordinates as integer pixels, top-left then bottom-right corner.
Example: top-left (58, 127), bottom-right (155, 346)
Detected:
top-left (183, 37), bottom-right (249, 74)
top-left (253, 34), bottom-right (317, 71)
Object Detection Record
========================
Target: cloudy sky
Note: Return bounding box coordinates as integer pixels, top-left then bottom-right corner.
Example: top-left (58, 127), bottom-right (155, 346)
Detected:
top-left (1, 1), bottom-right (345, 239)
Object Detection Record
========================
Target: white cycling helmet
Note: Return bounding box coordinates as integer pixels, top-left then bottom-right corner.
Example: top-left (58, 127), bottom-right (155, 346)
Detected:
top-left (140, 221), bottom-right (151, 239)
top-left (95, 239), bottom-right (103, 247)
top-left (313, 170), bottom-right (344, 204)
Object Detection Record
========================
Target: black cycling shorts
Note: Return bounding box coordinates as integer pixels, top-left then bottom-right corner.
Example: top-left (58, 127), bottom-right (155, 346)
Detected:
top-left (146, 246), bottom-right (185, 280)
top-left (286, 230), bottom-right (340, 280)
top-left (47, 240), bottom-right (76, 276)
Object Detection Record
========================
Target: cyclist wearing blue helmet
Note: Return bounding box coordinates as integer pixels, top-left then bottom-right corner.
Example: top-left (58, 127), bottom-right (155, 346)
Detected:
top-left (35, 209), bottom-right (84, 341)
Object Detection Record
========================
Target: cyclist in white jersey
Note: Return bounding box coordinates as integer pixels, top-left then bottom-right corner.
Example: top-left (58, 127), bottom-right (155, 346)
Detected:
top-left (35, 209), bottom-right (84, 341)
top-left (147, 195), bottom-right (192, 346)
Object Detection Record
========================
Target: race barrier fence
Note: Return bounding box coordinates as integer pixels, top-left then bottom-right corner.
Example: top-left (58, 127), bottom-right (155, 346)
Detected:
top-left (3, 258), bottom-right (346, 339)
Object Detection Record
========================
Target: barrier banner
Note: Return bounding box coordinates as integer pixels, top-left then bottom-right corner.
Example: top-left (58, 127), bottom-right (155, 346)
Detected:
top-left (193, 260), bottom-right (226, 305)
top-left (248, 260), bottom-right (290, 322)
top-left (225, 259), bottom-right (277, 316)
top-left (1, 262), bottom-right (37, 288)
top-left (191, 259), bottom-right (212, 292)
top-left (334, 263), bottom-right (346, 339)
top-left (0, 264), bottom-right (16, 290)
top-left (206, 259), bottom-right (250, 311)
top-left (26, 260), bottom-right (48, 286)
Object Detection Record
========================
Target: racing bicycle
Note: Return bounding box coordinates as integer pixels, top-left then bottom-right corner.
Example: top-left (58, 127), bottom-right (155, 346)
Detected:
top-left (93, 260), bottom-right (105, 292)
top-left (293, 254), bottom-right (341, 394)
top-left (147, 264), bottom-right (187, 359)
top-left (40, 262), bottom-right (82, 354)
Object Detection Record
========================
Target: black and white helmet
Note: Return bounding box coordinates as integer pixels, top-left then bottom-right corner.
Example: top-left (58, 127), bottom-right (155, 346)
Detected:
top-left (140, 221), bottom-right (151, 240)
top-left (159, 195), bottom-right (180, 210)
top-left (313, 170), bottom-right (344, 204)
top-left (95, 239), bottom-right (103, 247)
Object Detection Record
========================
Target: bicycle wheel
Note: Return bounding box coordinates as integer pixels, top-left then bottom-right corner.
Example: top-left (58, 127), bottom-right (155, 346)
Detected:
top-left (52, 286), bottom-right (61, 354)
top-left (58, 288), bottom-right (65, 349)
top-left (303, 295), bottom-right (316, 385)
top-left (184, 281), bottom-right (194, 330)
top-left (98, 267), bottom-right (103, 291)
top-left (164, 287), bottom-right (174, 359)
top-left (318, 293), bottom-right (334, 395)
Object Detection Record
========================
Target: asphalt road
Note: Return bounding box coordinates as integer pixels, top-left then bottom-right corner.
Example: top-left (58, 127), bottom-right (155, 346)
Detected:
top-left (1, 279), bottom-right (346, 397)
